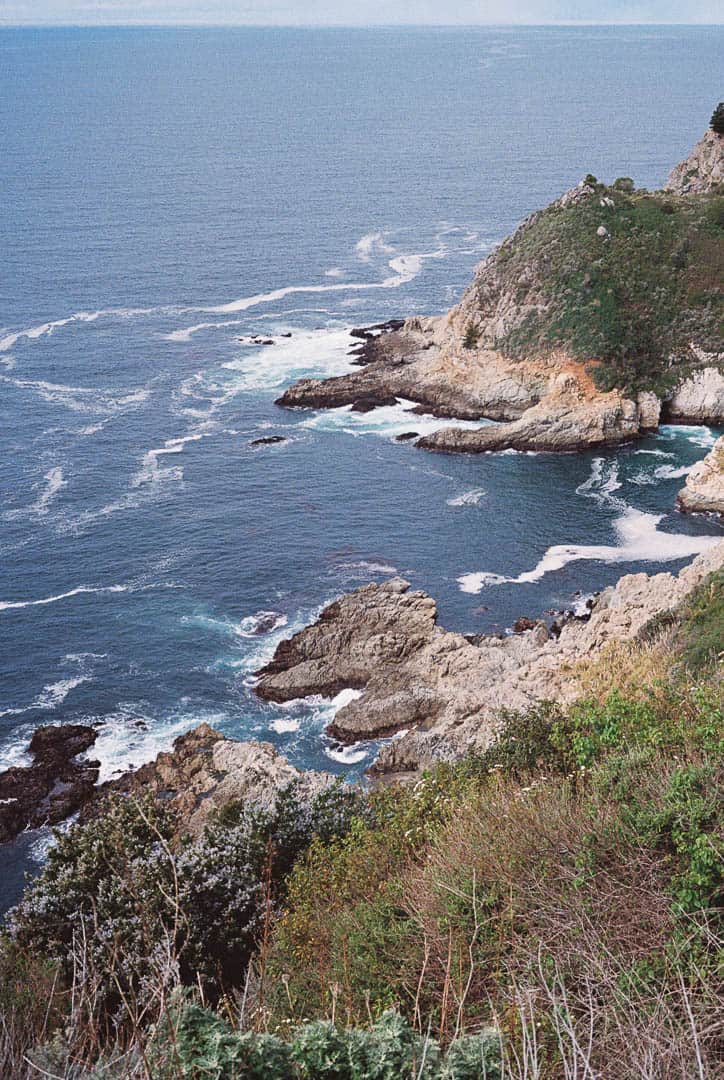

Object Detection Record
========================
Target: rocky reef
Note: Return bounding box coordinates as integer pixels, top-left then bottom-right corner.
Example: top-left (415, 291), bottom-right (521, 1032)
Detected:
top-left (0, 725), bottom-right (99, 843)
top-left (678, 435), bottom-right (724, 515)
top-left (277, 130), bottom-right (723, 454)
top-left (256, 542), bottom-right (724, 777)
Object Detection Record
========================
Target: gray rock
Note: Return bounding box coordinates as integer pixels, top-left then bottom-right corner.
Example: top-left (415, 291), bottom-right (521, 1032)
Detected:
top-left (255, 543), bottom-right (724, 776)
top-left (677, 435), bottom-right (724, 514)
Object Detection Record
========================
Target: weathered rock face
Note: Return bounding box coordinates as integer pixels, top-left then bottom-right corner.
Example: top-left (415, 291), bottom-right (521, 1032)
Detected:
top-left (678, 435), bottom-right (724, 514)
top-left (276, 133), bottom-right (723, 452)
top-left (0, 725), bottom-right (99, 843)
top-left (255, 543), bottom-right (724, 776)
top-left (417, 376), bottom-right (642, 453)
top-left (666, 128), bottom-right (724, 195)
top-left (95, 723), bottom-right (336, 837)
top-left (665, 367), bottom-right (724, 424)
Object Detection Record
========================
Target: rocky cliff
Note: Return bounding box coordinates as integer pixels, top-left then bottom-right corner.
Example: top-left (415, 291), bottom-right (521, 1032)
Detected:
top-left (678, 434), bottom-right (724, 514)
top-left (278, 130), bottom-right (723, 454)
top-left (666, 127), bottom-right (724, 195)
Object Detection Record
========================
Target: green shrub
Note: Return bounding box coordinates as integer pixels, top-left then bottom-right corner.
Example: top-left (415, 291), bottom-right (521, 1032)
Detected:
top-left (9, 782), bottom-right (363, 1018)
top-left (147, 1001), bottom-right (493, 1080)
top-left (440, 1029), bottom-right (502, 1079)
top-left (149, 998), bottom-right (293, 1079)
top-left (612, 177), bottom-right (634, 193)
top-left (710, 102), bottom-right (724, 135)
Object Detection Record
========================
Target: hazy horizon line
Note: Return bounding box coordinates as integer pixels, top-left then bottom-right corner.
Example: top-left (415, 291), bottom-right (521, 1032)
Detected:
top-left (1, 20), bottom-right (722, 28)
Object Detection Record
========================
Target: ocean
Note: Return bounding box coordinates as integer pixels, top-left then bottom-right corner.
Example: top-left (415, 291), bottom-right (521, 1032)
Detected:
top-left (1, 24), bottom-right (722, 909)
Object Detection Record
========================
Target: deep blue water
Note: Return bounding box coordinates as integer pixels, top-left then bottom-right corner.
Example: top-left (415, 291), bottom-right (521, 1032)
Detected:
top-left (1, 26), bottom-right (723, 908)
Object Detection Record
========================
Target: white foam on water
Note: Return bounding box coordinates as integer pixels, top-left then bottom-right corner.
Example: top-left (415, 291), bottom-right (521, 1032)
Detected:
top-left (653, 463), bottom-right (693, 481)
top-left (0, 580), bottom-right (173, 614)
top-left (447, 488), bottom-right (486, 507)
top-left (355, 231), bottom-right (396, 261)
top-left (0, 652), bottom-right (101, 724)
top-left (270, 717), bottom-right (301, 734)
top-left (457, 455), bottom-right (721, 594)
top-left (221, 327), bottom-right (356, 392)
top-left (91, 708), bottom-right (228, 784)
top-left (131, 433), bottom-right (207, 488)
top-left (458, 507), bottom-right (721, 594)
top-left (575, 457), bottom-right (626, 510)
top-left (635, 449), bottom-right (673, 457)
top-left (169, 240), bottom-right (445, 337)
top-left (659, 424), bottom-right (717, 449)
top-left (0, 675), bottom-right (90, 720)
top-left (0, 307), bottom-right (155, 353)
top-left (323, 743), bottom-right (369, 765)
top-left (166, 318), bottom-right (246, 343)
top-left (183, 609), bottom-right (288, 641)
top-left (336, 560), bottom-right (399, 579)
top-left (3, 466), bottom-right (67, 521)
top-left (64, 433), bottom-right (209, 532)
top-left (630, 461), bottom-right (693, 486)
top-left (331, 688), bottom-right (363, 710)
top-left (1, 375), bottom-right (151, 416)
top-left (324, 267), bottom-right (345, 278)
top-left (301, 399), bottom-right (493, 441)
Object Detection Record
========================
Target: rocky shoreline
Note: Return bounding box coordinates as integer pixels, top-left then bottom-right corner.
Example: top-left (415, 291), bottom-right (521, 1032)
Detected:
top-left (2, 544), bottom-right (721, 846)
top-left (254, 542), bottom-right (724, 777)
top-left (277, 129), bottom-right (723, 454)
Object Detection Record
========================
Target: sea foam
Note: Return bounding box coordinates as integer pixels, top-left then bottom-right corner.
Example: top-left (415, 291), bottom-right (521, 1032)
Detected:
top-left (457, 455), bottom-right (721, 594)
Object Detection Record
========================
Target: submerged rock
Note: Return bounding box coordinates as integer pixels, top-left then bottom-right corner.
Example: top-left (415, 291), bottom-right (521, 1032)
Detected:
top-left (250, 435), bottom-right (287, 446)
top-left (0, 725), bottom-right (99, 843)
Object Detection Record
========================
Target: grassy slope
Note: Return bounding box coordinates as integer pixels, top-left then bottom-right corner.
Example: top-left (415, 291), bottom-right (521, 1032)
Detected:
top-left (486, 184), bottom-right (724, 395)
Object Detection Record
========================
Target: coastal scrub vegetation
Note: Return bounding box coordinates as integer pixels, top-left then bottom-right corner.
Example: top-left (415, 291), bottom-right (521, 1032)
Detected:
top-left (0, 572), bottom-right (722, 1077)
top-left (486, 182), bottom-right (724, 395)
top-left (711, 102), bottom-right (724, 135)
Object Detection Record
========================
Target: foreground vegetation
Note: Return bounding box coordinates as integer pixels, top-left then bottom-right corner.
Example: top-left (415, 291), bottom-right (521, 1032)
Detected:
top-left (1, 573), bottom-right (722, 1078)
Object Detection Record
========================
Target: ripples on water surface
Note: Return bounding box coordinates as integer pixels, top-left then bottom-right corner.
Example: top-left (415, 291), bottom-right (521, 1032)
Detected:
top-left (1, 25), bottom-right (722, 906)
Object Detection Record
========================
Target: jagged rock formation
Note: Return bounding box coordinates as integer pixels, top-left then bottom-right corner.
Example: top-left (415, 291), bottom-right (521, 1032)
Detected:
top-left (278, 133), bottom-right (723, 454)
top-left (666, 128), bottom-right (724, 194)
top-left (665, 366), bottom-right (724, 423)
top-left (256, 543), bottom-right (724, 776)
top-left (678, 435), bottom-right (724, 514)
top-left (0, 725), bottom-right (99, 843)
top-left (92, 724), bottom-right (336, 837)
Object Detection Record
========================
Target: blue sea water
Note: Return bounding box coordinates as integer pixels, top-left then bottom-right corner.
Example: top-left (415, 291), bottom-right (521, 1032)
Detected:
top-left (1, 25), bottom-right (722, 908)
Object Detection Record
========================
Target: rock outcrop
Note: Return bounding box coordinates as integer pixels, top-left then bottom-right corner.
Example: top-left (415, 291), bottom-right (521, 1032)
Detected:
top-left (665, 128), bottom-right (724, 195)
top-left (277, 133), bottom-right (723, 453)
top-left (664, 367), bottom-right (724, 424)
top-left (94, 724), bottom-right (336, 837)
top-left (0, 725), bottom-right (99, 843)
top-left (255, 543), bottom-right (724, 776)
top-left (677, 435), bottom-right (724, 514)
